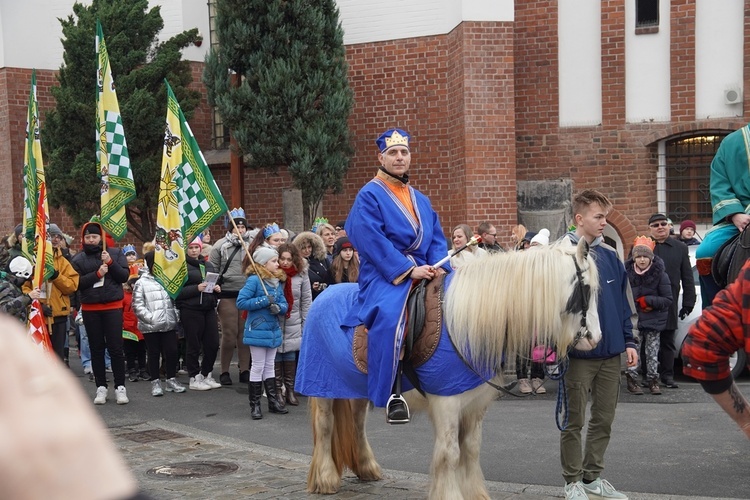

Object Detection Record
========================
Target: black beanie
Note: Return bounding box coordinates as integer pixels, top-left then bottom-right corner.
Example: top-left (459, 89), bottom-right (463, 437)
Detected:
top-left (83, 223), bottom-right (101, 236)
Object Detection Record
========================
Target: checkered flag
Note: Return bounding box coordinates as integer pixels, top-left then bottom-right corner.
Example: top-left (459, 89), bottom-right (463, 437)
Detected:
top-left (152, 81), bottom-right (227, 299)
top-left (97, 21), bottom-right (135, 241)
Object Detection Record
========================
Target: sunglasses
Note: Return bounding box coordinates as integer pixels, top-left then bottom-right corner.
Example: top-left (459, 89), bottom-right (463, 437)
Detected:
top-left (649, 222), bottom-right (669, 228)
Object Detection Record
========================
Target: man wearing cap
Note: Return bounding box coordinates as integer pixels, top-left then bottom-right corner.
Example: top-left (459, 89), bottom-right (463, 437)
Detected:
top-left (26, 224), bottom-right (79, 362)
top-left (345, 128), bottom-right (451, 424)
top-left (648, 213), bottom-right (695, 389)
top-left (209, 208), bottom-right (253, 385)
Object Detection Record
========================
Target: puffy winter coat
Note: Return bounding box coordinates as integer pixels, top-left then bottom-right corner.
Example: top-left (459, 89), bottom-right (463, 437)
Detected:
top-left (70, 222), bottom-right (129, 308)
top-left (175, 256), bottom-right (219, 311)
top-left (237, 270), bottom-right (288, 349)
top-left (131, 271), bottom-right (179, 333)
top-left (625, 255), bottom-right (673, 332)
top-left (279, 267), bottom-right (312, 353)
top-left (24, 247), bottom-right (79, 320)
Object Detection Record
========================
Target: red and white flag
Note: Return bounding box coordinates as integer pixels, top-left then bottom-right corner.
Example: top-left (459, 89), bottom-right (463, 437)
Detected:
top-left (28, 298), bottom-right (52, 352)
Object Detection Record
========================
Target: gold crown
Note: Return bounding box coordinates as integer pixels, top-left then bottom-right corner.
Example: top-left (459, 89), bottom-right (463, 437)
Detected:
top-left (385, 130), bottom-right (409, 149)
top-left (633, 235), bottom-right (655, 250)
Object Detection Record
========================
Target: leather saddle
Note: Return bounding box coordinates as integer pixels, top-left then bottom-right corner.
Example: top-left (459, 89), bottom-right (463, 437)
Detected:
top-left (353, 274), bottom-right (445, 374)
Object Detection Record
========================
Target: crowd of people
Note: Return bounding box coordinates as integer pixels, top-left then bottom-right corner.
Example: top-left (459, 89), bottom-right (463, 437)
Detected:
top-left (3, 125), bottom-right (750, 500)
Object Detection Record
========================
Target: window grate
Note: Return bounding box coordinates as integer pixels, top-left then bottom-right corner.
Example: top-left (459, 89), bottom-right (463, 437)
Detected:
top-left (664, 134), bottom-right (726, 225)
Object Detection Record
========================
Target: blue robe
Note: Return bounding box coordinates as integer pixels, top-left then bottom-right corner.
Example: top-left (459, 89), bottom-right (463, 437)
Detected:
top-left (345, 175), bottom-right (451, 406)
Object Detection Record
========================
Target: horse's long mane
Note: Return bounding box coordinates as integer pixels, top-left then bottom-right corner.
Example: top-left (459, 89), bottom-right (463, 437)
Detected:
top-left (444, 241), bottom-right (599, 374)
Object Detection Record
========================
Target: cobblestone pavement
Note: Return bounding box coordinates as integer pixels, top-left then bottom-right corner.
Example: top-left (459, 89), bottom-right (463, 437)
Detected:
top-left (111, 420), bottom-right (729, 500)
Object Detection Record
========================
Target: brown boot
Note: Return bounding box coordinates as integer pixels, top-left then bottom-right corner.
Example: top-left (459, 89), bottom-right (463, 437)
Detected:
top-left (625, 373), bottom-right (643, 395)
top-left (283, 360), bottom-right (299, 406)
top-left (273, 362), bottom-right (286, 408)
top-left (649, 377), bottom-right (662, 395)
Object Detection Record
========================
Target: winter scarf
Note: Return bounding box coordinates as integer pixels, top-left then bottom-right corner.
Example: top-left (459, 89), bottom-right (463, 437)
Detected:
top-left (282, 266), bottom-right (298, 318)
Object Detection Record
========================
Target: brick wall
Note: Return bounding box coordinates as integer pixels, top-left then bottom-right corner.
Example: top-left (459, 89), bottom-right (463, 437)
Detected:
top-left (514, 1), bottom-right (750, 255)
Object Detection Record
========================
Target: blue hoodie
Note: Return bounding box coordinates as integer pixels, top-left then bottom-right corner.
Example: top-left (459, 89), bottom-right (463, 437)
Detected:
top-left (564, 233), bottom-right (637, 359)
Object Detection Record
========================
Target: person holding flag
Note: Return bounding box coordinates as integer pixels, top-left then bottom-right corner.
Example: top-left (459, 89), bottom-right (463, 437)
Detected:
top-left (0, 256), bottom-right (41, 323)
top-left (71, 221), bottom-right (130, 405)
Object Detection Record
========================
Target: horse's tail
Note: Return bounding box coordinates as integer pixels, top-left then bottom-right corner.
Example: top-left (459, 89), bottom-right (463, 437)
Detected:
top-left (308, 397), bottom-right (360, 492)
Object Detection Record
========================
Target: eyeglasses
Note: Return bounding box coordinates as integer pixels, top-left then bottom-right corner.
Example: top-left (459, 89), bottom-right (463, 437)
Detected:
top-left (649, 222), bottom-right (669, 228)
top-left (487, 233), bottom-right (497, 237)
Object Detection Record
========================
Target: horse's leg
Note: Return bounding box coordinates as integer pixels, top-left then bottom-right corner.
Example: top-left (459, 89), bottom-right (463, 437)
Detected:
top-left (427, 395), bottom-right (464, 499)
top-left (457, 403), bottom-right (490, 500)
top-left (349, 399), bottom-right (382, 481)
top-left (307, 398), bottom-right (342, 494)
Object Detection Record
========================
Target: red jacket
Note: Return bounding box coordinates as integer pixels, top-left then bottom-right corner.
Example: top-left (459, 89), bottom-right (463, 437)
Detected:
top-left (682, 260), bottom-right (750, 382)
top-left (122, 289), bottom-right (144, 341)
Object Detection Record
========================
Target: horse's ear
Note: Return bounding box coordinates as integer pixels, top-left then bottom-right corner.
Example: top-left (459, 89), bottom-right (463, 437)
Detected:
top-left (576, 237), bottom-right (590, 262)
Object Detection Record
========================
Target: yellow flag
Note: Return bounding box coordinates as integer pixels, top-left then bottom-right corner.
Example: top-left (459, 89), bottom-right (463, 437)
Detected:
top-left (97, 20), bottom-right (135, 240)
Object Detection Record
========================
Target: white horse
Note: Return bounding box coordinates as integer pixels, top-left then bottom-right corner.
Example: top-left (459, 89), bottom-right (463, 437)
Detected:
top-left (297, 238), bottom-right (601, 499)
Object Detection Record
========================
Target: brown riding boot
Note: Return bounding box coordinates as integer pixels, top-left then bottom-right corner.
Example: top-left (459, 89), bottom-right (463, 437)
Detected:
top-left (625, 372), bottom-right (643, 395)
top-left (283, 360), bottom-right (299, 406)
top-left (274, 362), bottom-right (286, 408)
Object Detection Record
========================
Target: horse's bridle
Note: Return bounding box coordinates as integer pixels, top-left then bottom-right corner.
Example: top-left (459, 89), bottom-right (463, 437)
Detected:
top-left (566, 256), bottom-right (595, 352)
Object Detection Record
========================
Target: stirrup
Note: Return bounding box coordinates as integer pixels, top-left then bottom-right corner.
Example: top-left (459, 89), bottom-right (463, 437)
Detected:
top-left (386, 393), bottom-right (410, 424)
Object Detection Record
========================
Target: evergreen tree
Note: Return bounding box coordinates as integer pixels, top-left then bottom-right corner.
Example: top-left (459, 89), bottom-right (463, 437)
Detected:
top-left (203, 0), bottom-right (353, 226)
top-left (44, 0), bottom-right (201, 240)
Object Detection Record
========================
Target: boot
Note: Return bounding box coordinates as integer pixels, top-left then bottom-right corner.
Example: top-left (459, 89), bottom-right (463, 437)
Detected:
top-left (63, 347), bottom-right (70, 367)
top-left (649, 377), bottom-right (662, 395)
top-left (625, 372), bottom-right (643, 395)
top-left (283, 360), bottom-right (299, 406)
top-left (249, 381), bottom-right (263, 420)
top-left (264, 378), bottom-right (288, 414)
top-left (274, 362), bottom-right (287, 408)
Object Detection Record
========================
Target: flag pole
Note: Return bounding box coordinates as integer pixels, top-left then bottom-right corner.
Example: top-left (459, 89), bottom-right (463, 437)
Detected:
top-left (225, 211), bottom-right (269, 296)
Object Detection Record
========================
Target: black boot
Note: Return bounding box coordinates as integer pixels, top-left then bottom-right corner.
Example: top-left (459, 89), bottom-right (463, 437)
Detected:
top-left (283, 360), bottom-right (299, 406)
top-left (274, 362), bottom-right (286, 409)
top-left (249, 381), bottom-right (263, 420)
top-left (386, 361), bottom-right (410, 424)
top-left (264, 378), bottom-right (288, 414)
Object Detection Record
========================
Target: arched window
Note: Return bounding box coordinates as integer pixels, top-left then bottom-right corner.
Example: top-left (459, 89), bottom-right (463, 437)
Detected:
top-left (659, 132), bottom-right (728, 226)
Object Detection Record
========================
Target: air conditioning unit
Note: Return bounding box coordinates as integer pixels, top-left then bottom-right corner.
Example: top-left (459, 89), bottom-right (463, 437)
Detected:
top-left (724, 88), bottom-right (742, 105)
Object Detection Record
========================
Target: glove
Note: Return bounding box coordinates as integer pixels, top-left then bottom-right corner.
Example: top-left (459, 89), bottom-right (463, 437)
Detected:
top-left (635, 296), bottom-right (648, 310)
top-left (42, 305), bottom-right (53, 317)
top-left (49, 270), bottom-right (59, 281)
top-left (679, 306), bottom-right (693, 320)
top-left (269, 303), bottom-right (281, 315)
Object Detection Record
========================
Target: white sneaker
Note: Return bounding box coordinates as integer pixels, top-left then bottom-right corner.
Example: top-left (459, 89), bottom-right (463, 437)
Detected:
top-left (83, 366), bottom-right (93, 375)
top-left (93, 386), bottom-right (108, 405)
top-left (581, 478), bottom-right (628, 499)
top-left (518, 378), bottom-right (532, 394)
top-left (189, 374), bottom-right (212, 391)
top-left (115, 385), bottom-right (129, 404)
top-left (564, 481), bottom-right (590, 500)
top-left (532, 377), bottom-right (547, 394)
top-left (151, 379), bottom-right (164, 397)
top-left (165, 377), bottom-right (186, 393)
top-left (204, 373), bottom-right (222, 389)
top-left (105, 366), bottom-right (113, 373)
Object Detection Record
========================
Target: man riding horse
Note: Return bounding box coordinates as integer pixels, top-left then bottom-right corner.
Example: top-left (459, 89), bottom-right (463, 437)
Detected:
top-left (344, 128), bottom-right (451, 424)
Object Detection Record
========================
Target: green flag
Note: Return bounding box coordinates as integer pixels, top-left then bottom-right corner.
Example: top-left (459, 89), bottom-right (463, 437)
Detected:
top-left (152, 80), bottom-right (228, 298)
top-left (97, 20), bottom-right (135, 240)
